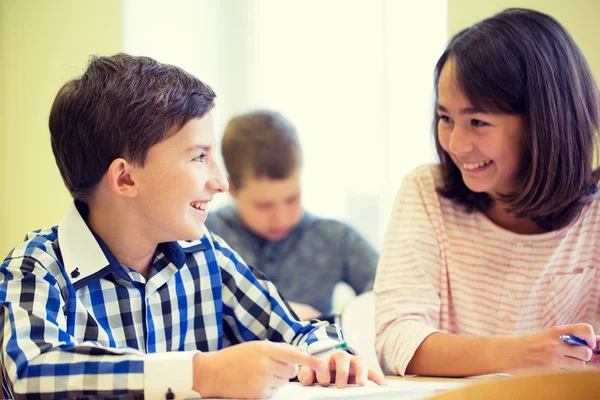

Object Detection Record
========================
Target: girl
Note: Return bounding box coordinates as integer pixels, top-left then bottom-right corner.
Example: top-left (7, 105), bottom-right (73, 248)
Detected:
top-left (375, 8), bottom-right (600, 377)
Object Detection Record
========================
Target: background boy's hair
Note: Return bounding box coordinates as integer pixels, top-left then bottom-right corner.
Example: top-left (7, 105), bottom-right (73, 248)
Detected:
top-left (222, 110), bottom-right (302, 189)
top-left (49, 53), bottom-right (216, 201)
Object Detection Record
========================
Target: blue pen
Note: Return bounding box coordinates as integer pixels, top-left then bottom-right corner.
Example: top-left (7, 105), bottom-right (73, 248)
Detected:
top-left (560, 334), bottom-right (600, 354)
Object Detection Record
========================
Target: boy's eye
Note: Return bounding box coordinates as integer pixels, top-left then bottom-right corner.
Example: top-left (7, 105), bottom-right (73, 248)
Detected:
top-left (192, 153), bottom-right (207, 162)
top-left (286, 196), bottom-right (299, 205)
top-left (471, 119), bottom-right (488, 127)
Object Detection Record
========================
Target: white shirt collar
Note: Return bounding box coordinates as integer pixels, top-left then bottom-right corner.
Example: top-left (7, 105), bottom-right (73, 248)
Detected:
top-left (57, 202), bottom-right (208, 286)
top-left (57, 202), bottom-right (110, 285)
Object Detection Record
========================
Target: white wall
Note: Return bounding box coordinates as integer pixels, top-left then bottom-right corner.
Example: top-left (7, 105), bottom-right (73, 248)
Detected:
top-left (122, 0), bottom-right (252, 139)
top-left (122, 0), bottom-right (447, 248)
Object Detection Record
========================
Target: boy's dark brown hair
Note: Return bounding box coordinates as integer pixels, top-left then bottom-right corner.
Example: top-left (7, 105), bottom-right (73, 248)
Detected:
top-left (49, 53), bottom-right (216, 201)
top-left (434, 8), bottom-right (600, 231)
top-left (221, 110), bottom-right (302, 189)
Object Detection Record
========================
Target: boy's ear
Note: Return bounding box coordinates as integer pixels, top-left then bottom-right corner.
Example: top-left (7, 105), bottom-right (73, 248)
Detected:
top-left (107, 158), bottom-right (138, 198)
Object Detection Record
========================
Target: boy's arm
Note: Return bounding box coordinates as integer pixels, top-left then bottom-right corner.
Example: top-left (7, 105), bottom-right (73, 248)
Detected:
top-left (341, 225), bottom-right (379, 294)
top-left (208, 235), bottom-right (387, 393)
top-left (211, 235), bottom-right (345, 350)
top-left (0, 256), bottom-right (198, 400)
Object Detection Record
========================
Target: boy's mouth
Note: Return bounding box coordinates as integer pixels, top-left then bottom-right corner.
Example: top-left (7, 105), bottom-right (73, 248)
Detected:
top-left (190, 201), bottom-right (207, 210)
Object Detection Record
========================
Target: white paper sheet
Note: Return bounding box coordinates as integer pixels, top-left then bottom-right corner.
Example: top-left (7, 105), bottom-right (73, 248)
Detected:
top-left (197, 379), bottom-right (467, 400)
top-left (269, 380), bottom-right (466, 400)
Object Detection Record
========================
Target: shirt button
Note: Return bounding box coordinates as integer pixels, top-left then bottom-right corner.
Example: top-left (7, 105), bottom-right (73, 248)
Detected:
top-left (504, 315), bottom-right (512, 322)
top-left (515, 242), bottom-right (524, 249)
top-left (510, 292), bottom-right (517, 300)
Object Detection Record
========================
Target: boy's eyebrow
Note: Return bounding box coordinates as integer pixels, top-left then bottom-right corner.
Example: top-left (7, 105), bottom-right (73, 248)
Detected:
top-left (187, 144), bottom-right (212, 152)
top-left (436, 104), bottom-right (487, 115)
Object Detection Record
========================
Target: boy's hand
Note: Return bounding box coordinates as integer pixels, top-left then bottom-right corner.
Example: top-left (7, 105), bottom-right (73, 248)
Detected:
top-left (297, 351), bottom-right (387, 388)
top-left (288, 301), bottom-right (321, 320)
top-left (192, 341), bottom-right (326, 399)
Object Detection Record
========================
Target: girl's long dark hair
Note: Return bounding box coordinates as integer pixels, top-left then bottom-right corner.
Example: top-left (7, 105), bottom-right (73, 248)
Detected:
top-left (434, 8), bottom-right (600, 231)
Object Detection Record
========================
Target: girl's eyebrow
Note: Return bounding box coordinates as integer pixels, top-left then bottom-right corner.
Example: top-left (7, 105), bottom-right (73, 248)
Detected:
top-left (437, 104), bottom-right (487, 115)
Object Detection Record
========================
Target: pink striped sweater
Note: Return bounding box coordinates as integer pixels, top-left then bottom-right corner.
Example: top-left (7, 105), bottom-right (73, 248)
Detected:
top-left (374, 164), bottom-right (600, 375)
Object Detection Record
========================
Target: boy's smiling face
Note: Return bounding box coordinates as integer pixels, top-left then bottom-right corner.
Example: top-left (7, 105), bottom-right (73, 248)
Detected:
top-left (131, 113), bottom-right (228, 242)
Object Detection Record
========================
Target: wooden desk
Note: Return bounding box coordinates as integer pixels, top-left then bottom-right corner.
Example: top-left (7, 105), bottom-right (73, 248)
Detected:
top-left (424, 369), bottom-right (600, 400)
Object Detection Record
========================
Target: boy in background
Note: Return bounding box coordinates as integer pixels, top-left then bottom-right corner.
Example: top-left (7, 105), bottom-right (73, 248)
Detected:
top-left (205, 110), bottom-right (378, 320)
top-left (0, 54), bottom-right (384, 399)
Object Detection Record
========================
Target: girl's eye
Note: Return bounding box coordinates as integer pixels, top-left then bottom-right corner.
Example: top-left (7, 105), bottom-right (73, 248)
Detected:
top-left (192, 153), bottom-right (207, 162)
top-left (471, 119), bottom-right (488, 127)
top-left (438, 115), bottom-right (452, 123)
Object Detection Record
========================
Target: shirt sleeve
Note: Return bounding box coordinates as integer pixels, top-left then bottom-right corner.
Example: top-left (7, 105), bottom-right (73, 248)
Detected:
top-left (0, 256), bottom-right (148, 398)
top-left (374, 166), bottom-right (444, 376)
top-left (144, 352), bottom-right (200, 400)
top-left (341, 225), bottom-right (379, 294)
top-left (0, 255), bottom-right (201, 399)
top-left (210, 234), bottom-right (344, 351)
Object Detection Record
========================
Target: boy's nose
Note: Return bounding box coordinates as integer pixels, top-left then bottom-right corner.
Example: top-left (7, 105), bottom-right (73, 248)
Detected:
top-left (206, 168), bottom-right (229, 193)
top-left (273, 209), bottom-right (286, 226)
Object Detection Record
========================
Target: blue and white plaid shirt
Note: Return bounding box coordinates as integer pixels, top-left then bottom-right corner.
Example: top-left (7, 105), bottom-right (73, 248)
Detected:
top-left (0, 203), bottom-right (343, 399)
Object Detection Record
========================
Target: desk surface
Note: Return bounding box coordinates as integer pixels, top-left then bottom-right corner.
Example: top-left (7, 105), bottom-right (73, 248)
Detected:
top-left (258, 376), bottom-right (472, 400)
top-left (388, 373), bottom-right (511, 382)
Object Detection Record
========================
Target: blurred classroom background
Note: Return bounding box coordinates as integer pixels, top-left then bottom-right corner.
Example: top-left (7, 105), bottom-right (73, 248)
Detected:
top-left (1, 0), bottom-right (599, 257)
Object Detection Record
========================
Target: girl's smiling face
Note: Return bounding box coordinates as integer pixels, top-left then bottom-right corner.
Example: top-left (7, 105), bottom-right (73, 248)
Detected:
top-left (436, 59), bottom-right (527, 199)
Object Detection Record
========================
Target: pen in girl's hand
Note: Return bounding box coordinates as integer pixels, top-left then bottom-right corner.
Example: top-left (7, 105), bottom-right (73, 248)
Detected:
top-left (560, 334), bottom-right (600, 354)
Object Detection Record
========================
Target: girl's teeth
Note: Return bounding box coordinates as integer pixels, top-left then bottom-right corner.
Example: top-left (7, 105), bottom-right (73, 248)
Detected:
top-left (463, 160), bottom-right (491, 170)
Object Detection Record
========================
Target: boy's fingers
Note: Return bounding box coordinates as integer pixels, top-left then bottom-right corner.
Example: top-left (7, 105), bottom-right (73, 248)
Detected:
top-left (298, 366), bottom-right (315, 386)
top-left (272, 359), bottom-right (300, 379)
top-left (352, 357), bottom-right (367, 386)
top-left (332, 352), bottom-right (350, 388)
top-left (315, 363), bottom-right (332, 387)
top-left (368, 368), bottom-right (388, 386)
top-left (269, 344), bottom-right (326, 371)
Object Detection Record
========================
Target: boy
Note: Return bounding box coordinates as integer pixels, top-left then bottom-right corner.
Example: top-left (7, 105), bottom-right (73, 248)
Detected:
top-left (205, 111), bottom-right (378, 320)
top-left (0, 54), bottom-right (384, 399)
